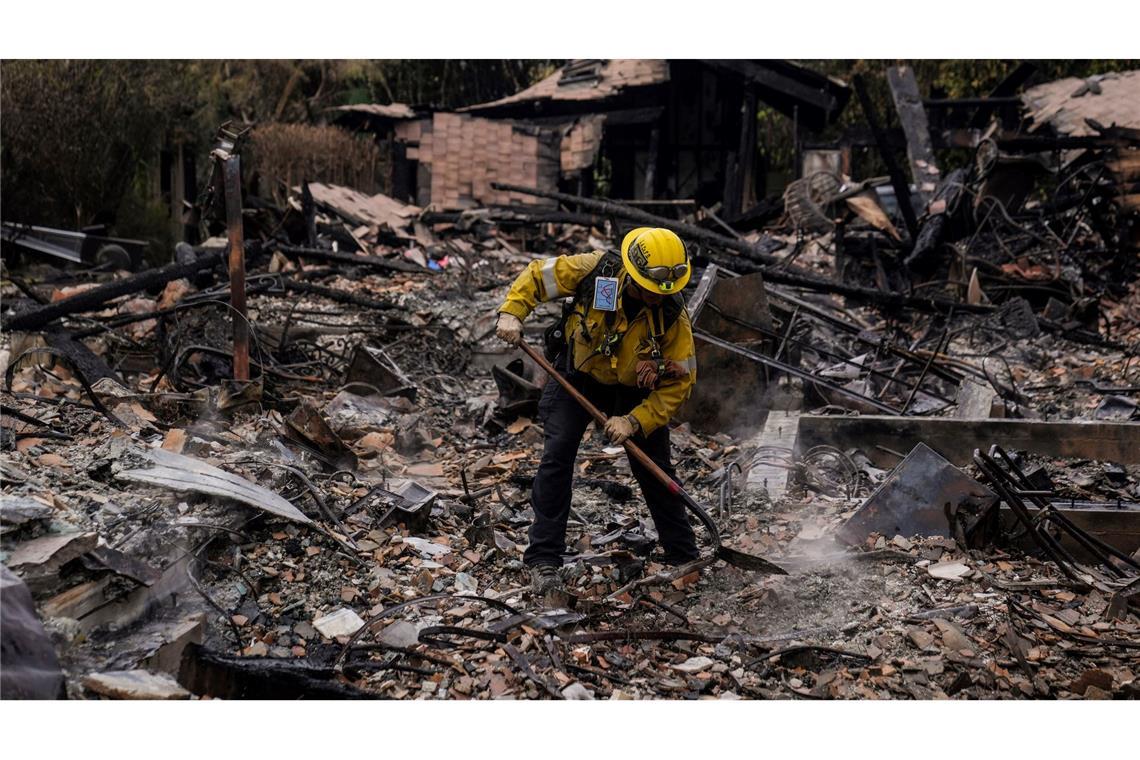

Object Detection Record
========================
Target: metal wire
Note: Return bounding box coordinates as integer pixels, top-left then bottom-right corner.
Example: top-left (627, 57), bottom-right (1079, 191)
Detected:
top-left (798, 445), bottom-right (859, 498)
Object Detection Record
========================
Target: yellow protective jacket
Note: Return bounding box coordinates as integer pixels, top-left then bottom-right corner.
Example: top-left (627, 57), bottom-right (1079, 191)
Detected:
top-left (498, 251), bottom-right (697, 435)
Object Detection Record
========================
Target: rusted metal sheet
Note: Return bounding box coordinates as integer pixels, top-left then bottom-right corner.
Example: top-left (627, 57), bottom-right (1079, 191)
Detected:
top-left (284, 401), bottom-right (358, 471)
top-left (838, 443), bottom-right (998, 545)
top-left (344, 345), bottom-right (416, 400)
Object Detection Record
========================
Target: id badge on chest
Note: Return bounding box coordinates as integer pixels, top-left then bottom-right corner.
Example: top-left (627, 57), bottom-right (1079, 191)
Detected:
top-left (593, 276), bottom-right (619, 312)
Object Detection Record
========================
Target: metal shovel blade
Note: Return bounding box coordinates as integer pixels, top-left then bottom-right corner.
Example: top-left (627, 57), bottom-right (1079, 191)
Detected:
top-left (716, 545), bottom-right (789, 575)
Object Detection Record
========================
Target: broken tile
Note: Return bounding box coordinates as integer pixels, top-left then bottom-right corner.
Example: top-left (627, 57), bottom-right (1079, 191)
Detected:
top-left (906, 627), bottom-right (936, 650)
top-left (378, 620), bottom-right (420, 649)
top-left (312, 608), bottom-right (365, 638)
top-left (671, 656), bottom-right (715, 674)
top-left (561, 682), bottom-right (595, 700)
top-left (927, 561), bottom-right (972, 581)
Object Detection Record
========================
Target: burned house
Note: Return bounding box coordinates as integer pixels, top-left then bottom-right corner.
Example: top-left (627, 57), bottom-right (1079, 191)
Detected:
top-left (333, 60), bottom-right (849, 216)
top-left (4, 58), bottom-right (1139, 705)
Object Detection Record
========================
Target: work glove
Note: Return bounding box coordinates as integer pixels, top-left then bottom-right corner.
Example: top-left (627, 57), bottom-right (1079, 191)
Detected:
top-left (496, 313), bottom-right (523, 346)
top-left (635, 359), bottom-right (687, 389)
top-left (635, 360), bottom-right (659, 389)
top-left (663, 359), bottom-right (686, 379)
top-left (604, 414), bottom-right (638, 445)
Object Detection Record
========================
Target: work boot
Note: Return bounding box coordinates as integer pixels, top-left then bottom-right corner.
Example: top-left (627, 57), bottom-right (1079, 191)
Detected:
top-left (530, 564), bottom-right (563, 595)
top-left (660, 551), bottom-right (701, 567)
top-left (529, 564), bottom-right (569, 607)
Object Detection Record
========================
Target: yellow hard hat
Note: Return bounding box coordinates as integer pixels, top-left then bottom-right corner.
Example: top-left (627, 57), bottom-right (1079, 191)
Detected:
top-left (620, 227), bottom-right (691, 294)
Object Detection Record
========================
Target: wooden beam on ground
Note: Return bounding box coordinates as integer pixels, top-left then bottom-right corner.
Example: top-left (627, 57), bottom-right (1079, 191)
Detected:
top-left (281, 280), bottom-right (398, 312)
top-left (42, 331), bottom-right (123, 385)
top-left (275, 245), bottom-right (428, 274)
top-left (796, 415), bottom-right (1140, 469)
top-left (2, 251), bottom-right (222, 333)
top-left (419, 209), bottom-right (605, 227)
top-left (489, 181), bottom-right (783, 265)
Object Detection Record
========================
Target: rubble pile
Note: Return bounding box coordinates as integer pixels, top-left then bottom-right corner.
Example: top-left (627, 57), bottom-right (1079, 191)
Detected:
top-left (3, 71), bottom-right (1139, 701)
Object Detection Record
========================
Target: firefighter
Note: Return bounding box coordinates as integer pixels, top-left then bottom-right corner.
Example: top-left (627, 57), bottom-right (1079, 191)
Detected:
top-left (495, 227), bottom-right (699, 599)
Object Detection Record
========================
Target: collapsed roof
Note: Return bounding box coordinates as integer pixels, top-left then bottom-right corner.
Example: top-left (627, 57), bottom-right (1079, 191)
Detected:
top-left (1021, 69), bottom-right (1140, 135)
top-left (326, 102), bottom-right (423, 134)
top-left (460, 59), bottom-right (849, 130)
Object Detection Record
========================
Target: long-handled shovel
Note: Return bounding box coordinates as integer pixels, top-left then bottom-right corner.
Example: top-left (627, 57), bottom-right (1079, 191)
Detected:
top-left (517, 341), bottom-right (787, 577)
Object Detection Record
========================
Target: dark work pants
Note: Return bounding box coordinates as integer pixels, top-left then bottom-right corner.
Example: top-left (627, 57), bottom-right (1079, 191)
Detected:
top-left (524, 364), bottom-right (699, 567)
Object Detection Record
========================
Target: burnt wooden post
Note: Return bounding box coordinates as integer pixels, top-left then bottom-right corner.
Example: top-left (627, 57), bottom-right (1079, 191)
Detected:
top-left (301, 181), bottom-right (318, 248)
top-left (905, 167), bottom-right (968, 273)
top-left (219, 152), bottom-right (249, 381)
top-left (887, 65), bottom-right (940, 205)
top-left (852, 74), bottom-right (920, 241)
top-left (792, 105), bottom-right (801, 179)
top-left (643, 125), bottom-right (660, 200)
top-left (725, 88), bottom-right (758, 218)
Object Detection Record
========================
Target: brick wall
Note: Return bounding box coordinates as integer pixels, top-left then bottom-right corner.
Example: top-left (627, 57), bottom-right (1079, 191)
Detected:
top-left (405, 113), bottom-right (562, 209)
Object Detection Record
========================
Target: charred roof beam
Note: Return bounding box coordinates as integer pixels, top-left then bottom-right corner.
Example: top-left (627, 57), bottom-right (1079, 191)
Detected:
top-left (701, 59), bottom-right (849, 127)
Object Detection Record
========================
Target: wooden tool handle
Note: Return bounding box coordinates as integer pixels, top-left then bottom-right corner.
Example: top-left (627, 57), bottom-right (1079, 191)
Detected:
top-left (517, 341), bottom-right (788, 576)
top-left (517, 342), bottom-right (680, 495)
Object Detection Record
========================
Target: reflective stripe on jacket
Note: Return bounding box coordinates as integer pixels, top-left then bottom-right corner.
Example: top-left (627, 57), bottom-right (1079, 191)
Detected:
top-left (498, 251), bottom-right (697, 435)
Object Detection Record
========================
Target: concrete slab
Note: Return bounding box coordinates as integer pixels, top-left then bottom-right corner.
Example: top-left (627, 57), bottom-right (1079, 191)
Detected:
top-left (955, 378), bottom-right (1001, 419)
